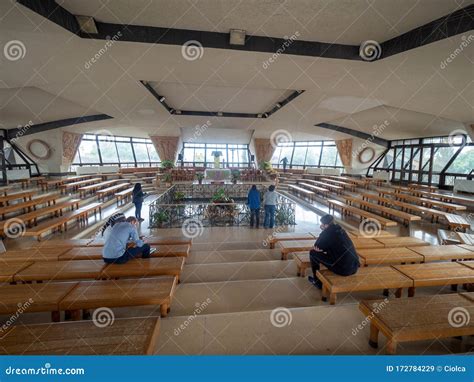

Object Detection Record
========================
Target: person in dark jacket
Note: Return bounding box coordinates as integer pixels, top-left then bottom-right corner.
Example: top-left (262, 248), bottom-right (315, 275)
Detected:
top-left (308, 214), bottom-right (359, 289)
top-left (247, 185), bottom-right (261, 228)
top-left (132, 183), bottom-right (147, 222)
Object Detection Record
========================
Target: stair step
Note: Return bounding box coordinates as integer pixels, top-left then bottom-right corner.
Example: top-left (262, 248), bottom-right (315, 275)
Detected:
top-left (181, 259), bottom-right (297, 283)
top-left (187, 249), bottom-right (281, 264)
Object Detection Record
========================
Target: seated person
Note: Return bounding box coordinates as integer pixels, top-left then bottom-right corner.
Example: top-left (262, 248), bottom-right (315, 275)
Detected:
top-left (100, 212), bottom-right (126, 241)
top-left (102, 216), bottom-right (151, 264)
top-left (308, 214), bottom-right (359, 289)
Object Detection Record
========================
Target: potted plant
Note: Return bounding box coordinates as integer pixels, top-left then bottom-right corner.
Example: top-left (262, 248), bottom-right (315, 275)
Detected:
top-left (174, 191), bottom-right (186, 202)
top-left (231, 169), bottom-right (240, 184)
top-left (163, 173), bottom-right (172, 187)
top-left (161, 160), bottom-right (175, 171)
top-left (152, 210), bottom-right (169, 228)
top-left (196, 172), bottom-right (204, 184)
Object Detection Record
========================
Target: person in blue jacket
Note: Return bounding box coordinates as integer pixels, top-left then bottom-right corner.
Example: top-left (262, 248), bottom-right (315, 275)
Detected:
top-left (247, 185), bottom-right (261, 228)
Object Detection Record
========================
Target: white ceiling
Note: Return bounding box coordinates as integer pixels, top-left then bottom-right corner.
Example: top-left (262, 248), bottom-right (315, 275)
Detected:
top-left (0, 0), bottom-right (472, 143)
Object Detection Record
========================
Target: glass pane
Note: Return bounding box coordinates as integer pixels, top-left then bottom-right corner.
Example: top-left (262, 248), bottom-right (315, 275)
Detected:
top-left (291, 147), bottom-right (307, 165)
top-left (432, 147), bottom-right (458, 172)
top-left (147, 144), bottom-right (160, 161)
top-left (98, 141), bottom-right (119, 163)
top-left (73, 151), bottom-right (80, 164)
top-left (447, 146), bottom-right (474, 174)
top-left (78, 140), bottom-right (100, 163)
top-left (116, 142), bottom-right (135, 163)
top-left (183, 148), bottom-right (194, 162)
top-left (320, 146), bottom-right (337, 166)
top-left (305, 146), bottom-right (321, 166)
top-left (133, 143), bottom-right (149, 162)
top-left (194, 149), bottom-right (205, 164)
top-left (279, 147), bottom-right (294, 166)
top-left (270, 147), bottom-right (282, 166)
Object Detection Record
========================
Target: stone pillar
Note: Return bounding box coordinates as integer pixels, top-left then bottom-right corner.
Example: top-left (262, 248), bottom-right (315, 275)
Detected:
top-left (254, 138), bottom-right (276, 164)
top-left (149, 136), bottom-right (180, 162)
top-left (335, 139), bottom-right (353, 169)
top-left (62, 131), bottom-right (83, 168)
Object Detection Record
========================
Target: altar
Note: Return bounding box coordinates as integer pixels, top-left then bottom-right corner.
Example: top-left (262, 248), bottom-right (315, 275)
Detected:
top-left (205, 168), bottom-right (231, 182)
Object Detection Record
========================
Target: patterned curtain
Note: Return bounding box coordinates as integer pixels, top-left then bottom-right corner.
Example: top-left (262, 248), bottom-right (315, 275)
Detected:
top-left (254, 138), bottom-right (276, 163)
top-left (335, 139), bottom-right (353, 168)
top-left (150, 136), bottom-right (180, 162)
top-left (62, 131), bottom-right (83, 166)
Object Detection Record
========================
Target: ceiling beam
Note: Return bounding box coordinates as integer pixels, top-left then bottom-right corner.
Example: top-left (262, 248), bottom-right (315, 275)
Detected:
top-left (6, 114), bottom-right (114, 140)
top-left (315, 123), bottom-right (389, 147)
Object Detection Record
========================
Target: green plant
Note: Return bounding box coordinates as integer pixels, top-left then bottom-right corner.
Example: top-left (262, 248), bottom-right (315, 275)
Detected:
top-left (260, 161), bottom-right (272, 171)
top-left (161, 160), bottom-right (175, 170)
top-left (211, 188), bottom-right (232, 203)
top-left (152, 210), bottom-right (169, 225)
top-left (174, 191), bottom-right (186, 202)
top-left (163, 173), bottom-right (172, 183)
top-left (231, 169), bottom-right (240, 179)
top-left (196, 172), bottom-right (205, 180)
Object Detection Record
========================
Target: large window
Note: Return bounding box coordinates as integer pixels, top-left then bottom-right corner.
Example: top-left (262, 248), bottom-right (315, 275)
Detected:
top-left (271, 140), bottom-right (343, 169)
top-left (181, 143), bottom-right (250, 167)
top-left (73, 134), bottom-right (160, 168)
top-left (369, 134), bottom-right (473, 188)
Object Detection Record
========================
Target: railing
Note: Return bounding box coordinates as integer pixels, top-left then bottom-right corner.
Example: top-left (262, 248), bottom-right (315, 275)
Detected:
top-left (149, 185), bottom-right (296, 228)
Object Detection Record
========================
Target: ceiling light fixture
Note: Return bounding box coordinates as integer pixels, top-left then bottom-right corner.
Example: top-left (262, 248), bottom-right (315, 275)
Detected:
top-left (217, 112), bottom-right (223, 117)
top-left (257, 114), bottom-right (263, 118)
top-left (75, 15), bottom-right (98, 34)
top-left (229, 29), bottom-right (246, 46)
top-left (159, 96), bottom-right (165, 102)
top-left (275, 103), bottom-right (281, 108)
top-left (175, 110), bottom-right (182, 115)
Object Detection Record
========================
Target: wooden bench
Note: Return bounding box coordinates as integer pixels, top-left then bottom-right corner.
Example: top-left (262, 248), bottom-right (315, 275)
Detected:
top-left (458, 233), bottom-right (474, 246)
top-left (297, 183), bottom-right (329, 198)
top-left (101, 257), bottom-right (185, 281)
top-left (0, 282), bottom-right (77, 322)
top-left (13, 259), bottom-right (106, 283)
top-left (0, 247), bottom-right (72, 262)
top-left (445, 213), bottom-right (471, 232)
top-left (78, 180), bottom-right (126, 198)
top-left (0, 193), bottom-right (61, 218)
top-left (321, 178), bottom-right (357, 192)
top-left (97, 183), bottom-right (131, 202)
top-left (0, 261), bottom-right (33, 282)
top-left (345, 196), bottom-right (421, 226)
top-left (268, 232), bottom-right (318, 249)
top-left (327, 199), bottom-right (397, 228)
top-left (88, 236), bottom-right (193, 247)
top-left (347, 230), bottom-right (396, 238)
top-left (408, 245), bottom-right (474, 262)
top-left (393, 192), bottom-right (466, 212)
top-left (374, 237), bottom-right (430, 248)
top-left (0, 317), bottom-right (160, 355)
top-left (317, 266), bottom-right (413, 305)
top-left (59, 277), bottom-right (177, 318)
top-left (393, 262), bottom-right (474, 296)
top-left (60, 177), bottom-right (102, 194)
top-left (302, 179), bottom-right (343, 194)
top-left (357, 247), bottom-right (424, 266)
top-left (458, 244), bottom-right (474, 252)
top-left (288, 185), bottom-right (315, 201)
top-left (359, 293), bottom-right (474, 354)
top-left (116, 186), bottom-right (135, 206)
top-left (0, 190), bottom-right (35, 207)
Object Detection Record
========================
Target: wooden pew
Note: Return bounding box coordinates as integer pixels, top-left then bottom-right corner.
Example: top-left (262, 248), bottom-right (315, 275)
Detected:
top-left (357, 247), bottom-right (424, 266)
top-left (0, 190), bottom-right (35, 207)
top-left (116, 186), bottom-right (135, 206)
top-left (459, 244), bottom-right (474, 252)
top-left (347, 230), bottom-right (396, 238)
top-left (0, 193), bottom-right (61, 218)
top-left (0, 282), bottom-right (77, 322)
top-left (60, 177), bottom-right (102, 194)
top-left (393, 262), bottom-right (474, 296)
top-left (391, 191), bottom-right (466, 212)
top-left (59, 277), bottom-right (177, 318)
top-left (268, 232), bottom-right (318, 249)
top-left (88, 235), bottom-right (193, 247)
top-left (0, 247), bottom-right (72, 262)
top-left (97, 183), bottom-right (131, 202)
top-left (288, 184), bottom-right (315, 202)
top-left (359, 293), bottom-right (474, 354)
top-left (318, 267), bottom-right (413, 305)
top-left (445, 213), bottom-right (471, 232)
top-left (13, 260), bottom-right (106, 282)
top-left (0, 317), bottom-right (161, 355)
top-left (321, 178), bottom-right (357, 192)
top-left (301, 179), bottom-right (343, 194)
top-left (78, 179), bottom-right (127, 198)
top-left (345, 196), bottom-right (421, 226)
top-left (374, 237), bottom-right (430, 248)
top-left (297, 183), bottom-right (329, 198)
top-left (327, 199), bottom-right (397, 228)
top-left (0, 261), bottom-right (33, 282)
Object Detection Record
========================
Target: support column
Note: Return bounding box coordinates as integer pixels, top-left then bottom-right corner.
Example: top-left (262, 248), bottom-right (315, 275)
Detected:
top-left (335, 139), bottom-right (353, 170)
top-left (149, 136), bottom-right (180, 162)
top-left (254, 138), bottom-right (276, 164)
top-left (62, 131), bottom-right (83, 169)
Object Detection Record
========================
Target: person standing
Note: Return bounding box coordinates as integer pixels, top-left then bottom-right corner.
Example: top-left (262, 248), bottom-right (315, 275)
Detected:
top-left (263, 185), bottom-right (277, 229)
top-left (132, 183), bottom-right (147, 222)
top-left (247, 185), bottom-right (261, 228)
top-left (280, 157), bottom-right (289, 172)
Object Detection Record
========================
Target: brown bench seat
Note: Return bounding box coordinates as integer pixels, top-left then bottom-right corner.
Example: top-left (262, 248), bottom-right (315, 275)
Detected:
top-left (101, 257), bottom-right (185, 281)
top-left (317, 266), bottom-right (413, 305)
top-left (327, 199), bottom-right (397, 228)
top-left (97, 183), bottom-right (131, 201)
top-left (0, 193), bottom-right (60, 217)
top-left (297, 183), bottom-right (329, 198)
top-left (0, 261), bottom-right (33, 282)
top-left (0, 317), bottom-right (161, 355)
top-left (268, 232), bottom-right (318, 249)
top-left (408, 245), bottom-right (474, 262)
top-left (357, 247), bottom-right (424, 266)
top-left (288, 185), bottom-right (315, 201)
top-left (445, 213), bottom-right (471, 232)
top-left (374, 237), bottom-right (430, 248)
top-left (88, 235), bottom-right (193, 247)
top-left (59, 277), bottom-right (177, 317)
top-left (0, 247), bottom-right (71, 261)
top-left (116, 186), bottom-right (135, 206)
top-left (359, 293), bottom-right (474, 354)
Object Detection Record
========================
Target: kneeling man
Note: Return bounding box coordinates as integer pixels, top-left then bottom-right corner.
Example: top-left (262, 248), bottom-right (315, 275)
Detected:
top-left (308, 214), bottom-right (359, 289)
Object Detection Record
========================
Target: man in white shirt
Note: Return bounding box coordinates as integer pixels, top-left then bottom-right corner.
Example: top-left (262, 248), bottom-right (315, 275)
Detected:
top-left (263, 185), bottom-right (278, 228)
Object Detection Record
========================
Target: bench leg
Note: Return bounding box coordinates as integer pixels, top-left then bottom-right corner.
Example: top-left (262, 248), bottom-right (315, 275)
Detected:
top-left (321, 285), bottom-right (328, 302)
top-left (160, 304), bottom-right (169, 317)
top-left (386, 339), bottom-right (397, 355)
top-left (382, 288), bottom-right (389, 297)
top-left (269, 241), bottom-right (275, 249)
top-left (329, 292), bottom-right (337, 305)
top-left (451, 284), bottom-right (458, 291)
top-left (281, 252), bottom-right (287, 261)
top-left (51, 311), bottom-right (60, 322)
top-left (71, 309), bottom-right (82, 321)
top-left (408, 287), bottom-right (415, 297)
top-left (369, 322), bottom-right (379, 348)
top-left (394, 288), bottom-right (402, 298)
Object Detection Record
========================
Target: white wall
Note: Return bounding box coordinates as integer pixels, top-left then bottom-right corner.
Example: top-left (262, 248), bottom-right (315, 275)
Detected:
top-left (346, 137), bottom-right (386, 175)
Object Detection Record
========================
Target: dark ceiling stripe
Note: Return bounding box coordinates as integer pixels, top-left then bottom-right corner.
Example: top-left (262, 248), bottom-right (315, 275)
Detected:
top-left (18, 0), bottom-right (474, 61)
top-left (315, 123), bottom-right (389, 147)
top-left (6, 114), bottom-right (114, 139)
top-left (140, 80), bottom-right (304, 118)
